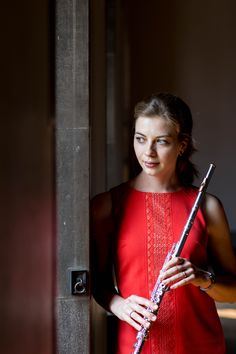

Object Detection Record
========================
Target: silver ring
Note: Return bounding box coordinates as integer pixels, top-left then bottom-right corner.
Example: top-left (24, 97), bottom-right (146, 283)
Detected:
top-left (183, 271), bottom-right (187, 278)
top-left (129, 310), bottom-right (135, 319)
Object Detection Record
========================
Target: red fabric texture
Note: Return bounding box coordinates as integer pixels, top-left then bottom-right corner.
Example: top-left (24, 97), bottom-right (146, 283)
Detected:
top-left (111, 184), bottom-right (225, 354)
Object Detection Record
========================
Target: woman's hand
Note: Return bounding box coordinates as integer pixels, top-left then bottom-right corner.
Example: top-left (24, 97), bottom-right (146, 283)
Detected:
top-left (109, 294), bottom-right (158, 331)
top-left (159, 257), bottom-right (213, 290)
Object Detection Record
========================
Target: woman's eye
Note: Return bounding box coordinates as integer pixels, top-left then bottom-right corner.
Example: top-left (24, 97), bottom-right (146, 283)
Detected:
top-left (157, 139), bottom-right (169, 145)
top-left (136, 136), bottom-right (145, 143)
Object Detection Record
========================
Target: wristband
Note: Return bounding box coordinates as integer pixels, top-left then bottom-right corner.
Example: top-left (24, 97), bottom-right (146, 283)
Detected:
top-left (200, 271), bottom-right (216, 291)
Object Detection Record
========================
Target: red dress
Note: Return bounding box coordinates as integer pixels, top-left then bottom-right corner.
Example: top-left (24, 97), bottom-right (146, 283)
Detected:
top-left (110, 183), bottom-right (225, 354)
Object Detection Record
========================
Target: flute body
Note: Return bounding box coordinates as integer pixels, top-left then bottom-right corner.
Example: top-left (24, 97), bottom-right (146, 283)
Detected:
top-left (132, 163), bottom-right (216, 354)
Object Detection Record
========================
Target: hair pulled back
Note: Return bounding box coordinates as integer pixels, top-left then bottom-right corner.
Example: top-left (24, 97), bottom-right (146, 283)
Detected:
top-left (134, 92), bottom-right (198, 186)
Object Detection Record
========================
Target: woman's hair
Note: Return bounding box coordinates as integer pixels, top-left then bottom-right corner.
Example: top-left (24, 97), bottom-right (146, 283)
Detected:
top-left (133, 92), bottom-right (198, 186)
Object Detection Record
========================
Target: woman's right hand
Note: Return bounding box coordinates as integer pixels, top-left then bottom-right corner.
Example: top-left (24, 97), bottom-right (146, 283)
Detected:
top-left (109, 294), bottom-right (158, 330)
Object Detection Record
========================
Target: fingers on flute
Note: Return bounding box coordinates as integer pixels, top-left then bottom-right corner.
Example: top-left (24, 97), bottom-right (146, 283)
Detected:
top-left (127, 294), bottom-right (158, 311)
top-left (126, 295), bottom-right (158, 329)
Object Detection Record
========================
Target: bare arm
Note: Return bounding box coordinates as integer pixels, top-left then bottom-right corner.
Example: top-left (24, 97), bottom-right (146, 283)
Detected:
top-left (201, 193), bottom-right (236, 302)
top-left (160, 194), bottom-right (236, 303)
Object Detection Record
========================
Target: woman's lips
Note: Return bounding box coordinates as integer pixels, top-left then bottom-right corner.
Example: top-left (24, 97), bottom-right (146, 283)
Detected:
top-left (144, 161), bottom-right (159, 168)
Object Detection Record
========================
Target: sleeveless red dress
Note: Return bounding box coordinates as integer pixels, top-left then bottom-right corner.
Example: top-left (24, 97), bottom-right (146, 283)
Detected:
top-left (110, 183), bottom-right (225, 354)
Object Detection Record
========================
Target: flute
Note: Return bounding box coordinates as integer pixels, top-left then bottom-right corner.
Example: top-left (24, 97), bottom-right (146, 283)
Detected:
top-left (132, 163), bottom-right (216, 354)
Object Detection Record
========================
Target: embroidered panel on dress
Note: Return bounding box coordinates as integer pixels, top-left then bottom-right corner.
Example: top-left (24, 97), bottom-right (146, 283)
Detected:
top-left (146, 193), bottom-right (177, 354)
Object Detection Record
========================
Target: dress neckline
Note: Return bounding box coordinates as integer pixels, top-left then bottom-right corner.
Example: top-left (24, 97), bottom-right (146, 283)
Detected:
top-left (126, 182), bottom-right (186, 195)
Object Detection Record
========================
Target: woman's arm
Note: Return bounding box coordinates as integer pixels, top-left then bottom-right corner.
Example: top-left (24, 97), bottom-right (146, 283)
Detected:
top-left (91, 191), bottom-right (158, 329)
top-left (200, 193), bottom-right (236, 302)
top-left (91, 191), bottom-right (118, 310)
top-left (160, 194), bottom-right (236, 303)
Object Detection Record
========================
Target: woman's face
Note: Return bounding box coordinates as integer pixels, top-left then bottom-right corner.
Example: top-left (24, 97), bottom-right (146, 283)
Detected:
top-left (134, 115), bottom-right (185, 178)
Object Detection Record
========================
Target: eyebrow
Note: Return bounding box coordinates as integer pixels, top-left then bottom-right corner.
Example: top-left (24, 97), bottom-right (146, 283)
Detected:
top-left (135, 132), bottom-right (172, 138)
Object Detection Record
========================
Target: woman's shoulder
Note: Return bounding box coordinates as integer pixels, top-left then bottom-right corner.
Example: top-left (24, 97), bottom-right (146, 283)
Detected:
top-left (202, 192), bottom-right (223, 213)
top-left (199, 191), bottom-right (228, 236)
top-left (90, 190), bottom-right (112, 222)
top-left (110, 181), bottom-right (130, 198)
top-left (185, 184), bottom-right (223, 214)
top-left (90, 182), bottom-right (129, 221)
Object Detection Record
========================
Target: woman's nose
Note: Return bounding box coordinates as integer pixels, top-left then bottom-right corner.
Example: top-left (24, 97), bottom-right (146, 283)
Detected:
top-left (145, 143), bottom-right (156, 156)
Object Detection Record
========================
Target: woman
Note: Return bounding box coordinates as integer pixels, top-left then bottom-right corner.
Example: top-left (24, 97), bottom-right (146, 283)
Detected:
top-left (91, 93), bottom-right (236, 354)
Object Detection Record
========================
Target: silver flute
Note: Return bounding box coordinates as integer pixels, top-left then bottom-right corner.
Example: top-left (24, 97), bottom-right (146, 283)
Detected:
top-left (132, 163), bottom-right (216, 354)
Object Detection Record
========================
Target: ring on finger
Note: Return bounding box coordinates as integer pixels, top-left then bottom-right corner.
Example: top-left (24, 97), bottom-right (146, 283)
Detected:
top-left (183, 271), bottom-right (187, 278)
top-left (129, 310), bottom-right (135, 319)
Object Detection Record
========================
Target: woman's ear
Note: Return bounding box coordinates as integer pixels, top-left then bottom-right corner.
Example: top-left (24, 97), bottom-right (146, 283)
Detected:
top-left (179, 139), bottom-right (188, 156)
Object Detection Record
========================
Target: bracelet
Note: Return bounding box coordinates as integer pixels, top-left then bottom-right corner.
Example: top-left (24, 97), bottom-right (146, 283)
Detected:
top-left (200, 271), bottom-right (216, 291)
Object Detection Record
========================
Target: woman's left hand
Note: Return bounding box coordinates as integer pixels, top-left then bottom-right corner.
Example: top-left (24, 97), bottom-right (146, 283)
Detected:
top-left (159, 257), bottom-right (212, 290)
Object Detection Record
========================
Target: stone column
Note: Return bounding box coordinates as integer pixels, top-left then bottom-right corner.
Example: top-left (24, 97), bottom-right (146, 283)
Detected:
top-left (55, 0), bottom-right (90, 353)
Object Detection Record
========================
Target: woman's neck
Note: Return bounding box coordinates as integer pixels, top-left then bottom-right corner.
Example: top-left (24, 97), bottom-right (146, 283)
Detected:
top-left (130, 171), bottom-right (182, 193)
